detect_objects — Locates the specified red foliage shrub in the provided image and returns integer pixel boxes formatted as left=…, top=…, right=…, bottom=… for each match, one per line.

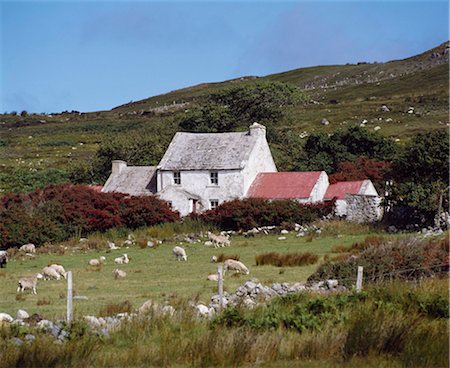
left=0, top=184, right=179, bottom=248
left=329, top=156, right=391, bottom=185
left=255, top=252, right=319, bottom=267
left=192, top=198, right=335, bottom=231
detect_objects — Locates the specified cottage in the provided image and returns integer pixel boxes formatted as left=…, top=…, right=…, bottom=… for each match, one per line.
left=102, top=123, right=382, bottom=222
left=246, top=172, right=329, bottom=203
left=156, top=123, right=277, bottom=215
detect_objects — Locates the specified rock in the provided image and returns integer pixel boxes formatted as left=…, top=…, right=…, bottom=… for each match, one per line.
left=280, top=229, right=289, bottom=234
left=0, top=312, right=13, bottom=323
left=326, top=279, right=339, bottom=289
left=79, top=238, right=88, bottom=242
left=204, top=241, right=213, bottom=246
left=374, top=126, right=381, bottom=131
left=24, top=334, right=36, bottom=342
left=244, top=281, right=257, bottom=291
left=321, top=118, right=330, bottom=126
left=138, top=300, right=156, bottom=315
left=147, top=241, right=155, bottom=248
left=50, top=324, right=61, bottom=338
left=37, top=319, right=53, bottom=330
left=387, top=225, right=397, bottom=233
left=297, top=231, right=305, bottom=237
left=196, top=304, right=211, bottom=317
left=11, top=337, right=23, bottom=346
left=278, top=236, right=286, bottom=240
left=16, top=309, right=29, bottom=320
left=210, top=255, right=218, bottom=263
left=407, top=107, right=414, bottom=114
left=380, top=105, right=390, bottom=112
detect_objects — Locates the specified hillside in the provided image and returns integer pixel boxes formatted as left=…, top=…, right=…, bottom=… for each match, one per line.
left=0, top=42, right=448, bottom=193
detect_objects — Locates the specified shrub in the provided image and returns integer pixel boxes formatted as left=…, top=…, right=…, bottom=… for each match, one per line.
left=192, top=198, right=334, bottom=231
left=308, top=236, right=449, bottom=286
left=216, top=253, right=240, bottom=263
left=255, top=252, right=319, bottom=267
left=98, top=300, right=132, bottom=317
left=0, top=184, right=179, bottom=248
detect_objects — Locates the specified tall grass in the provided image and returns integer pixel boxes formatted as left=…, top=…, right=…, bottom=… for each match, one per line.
left=255, top=252, right=319, bottom=267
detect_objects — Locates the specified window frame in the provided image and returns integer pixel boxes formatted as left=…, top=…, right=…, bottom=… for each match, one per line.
left=210, top=171, right=219, bottom=185
left=210, top=200, right=219, bottom=210
left=173, top=171, right=181, bottom=185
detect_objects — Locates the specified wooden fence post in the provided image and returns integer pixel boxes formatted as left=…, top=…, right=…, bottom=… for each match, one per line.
left=67, top=271, right=73, bottom=323
left=218, top=265, right=223, bottom=311
left=356, top=266, right=363, bottom=292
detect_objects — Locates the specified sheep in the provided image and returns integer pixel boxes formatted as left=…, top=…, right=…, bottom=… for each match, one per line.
left=107, top=241, right=119, bottom=250
left=20, top=243, right=36, bottom=253
left=223, top=259, right=250, bottom=275
left=0, top=251, right=7, bottom=268
left=42, top=266, right=61, bottom=280
left=112, top=269, right=127, bottom=279
left=88, top=256, right=106, bottom=266
left=172, top=246, right=187, bottom=261
left=48, top=264, right=67, bottom=279
left=17, top=273, right=43, bottom=294
left=207, top=232, right=230, bottom=248
left=114, top=254, right=129, bottom=265
left=207, top=274, right=219, bottom=281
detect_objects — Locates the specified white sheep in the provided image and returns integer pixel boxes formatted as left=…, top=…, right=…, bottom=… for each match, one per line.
left=223, top=259, right=250, bottom=275
left=114, top=254, right=129, bottom=264
left=207, top=273, right=219, bottom=281
left=19, top=243, right=36, bottom=253
left=207, top=232, right=230, bottom=248
left=17, top=273, right=43, bottom=294
left=48, top=264, right=67, bottom=279
left=112, top=269, right=127, bottom=279
left=88, top=256, right=106, bottom=266
left=42, top=266, right=61, bottom=280
left=107, top=241, right=119, bottom=250
left=172, top=246, right=187, bottom=261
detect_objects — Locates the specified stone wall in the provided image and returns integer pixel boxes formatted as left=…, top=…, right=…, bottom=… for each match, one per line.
left=345, top=194, right=382, bottom=223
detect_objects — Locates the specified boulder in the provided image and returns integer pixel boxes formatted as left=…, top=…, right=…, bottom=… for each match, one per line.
left=16, top=309, right=29, bottom=320
left=321, top=118, right=330, bottom=126
left=0, top=312, right=13, bottom=323
left=280, top=229, right=289, bottom=234
left=379, top=105, right=390, bottom=112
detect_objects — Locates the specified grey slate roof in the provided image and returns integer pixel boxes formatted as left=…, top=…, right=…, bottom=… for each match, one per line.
left=158, top=131, right=257, bottom=170
left=102, top=166, right=157, bottom=196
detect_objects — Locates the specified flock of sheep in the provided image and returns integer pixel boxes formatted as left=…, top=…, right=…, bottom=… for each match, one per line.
left=6, top=231, right=251, bottom=296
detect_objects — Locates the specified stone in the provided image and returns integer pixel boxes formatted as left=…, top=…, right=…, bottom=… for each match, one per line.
left=24, top=334, right=36, bottom=341
left=11, top=337, right=23, bottom=346
left=326, top=279, right=339, bottom=289
left=0, top=312, right=13, bottom=323
left=196, top=304, right=210, bottom=317
left=280, top=229, right=289, bottom=234
left=297, top=231, right=305, bottom=237
left=380, top=105, right=390, bottom=112
left=244, top=281, right=257, bottom=291
left=321, top=118, right=330, bottom=126
left=204, top=241, right=213, bottom=246
left=147, top=241, right=155, bottom=248
left=207, top=274, right=219, bottom=281
left=16, top=309, right=29, bottom=320
left=278, top=236, right=286, bottom=240
left=37, top=319, right=53, bottom=330
left=374, top=126, right=381, bottom=131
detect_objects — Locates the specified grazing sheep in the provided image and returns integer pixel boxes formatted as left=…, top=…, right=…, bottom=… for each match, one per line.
left=114, top=254, right=129, bottom=265
left=42, top=266, right=61, bottom=280
left=107, top=241, right=119, bottom=250
left=207, top=274, right=219, bottom=281
left=223, top=259, right=250, bottom=275
left=172, top=246, right=187, bottom=261
left=88, top=256, right=106, bottom=266
left=0, top=251, right=7, bottom=268
left=207, top=232, right=230, bottom=248
left=48, top=264, right=67, bottom=279
left=20, top=243, right=36, bottom=253
left=17, top=273, right=43, bottom=294
left=112, top=269, right=127, bottom=279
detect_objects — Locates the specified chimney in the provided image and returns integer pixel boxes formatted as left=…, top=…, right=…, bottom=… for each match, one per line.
left=249, top=122, right=266, bottom=137
left=112, top=160, right=127, bottom=175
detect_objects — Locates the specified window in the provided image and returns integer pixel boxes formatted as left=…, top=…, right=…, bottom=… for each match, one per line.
left=173, top=171, right=181, bottom=185
left=210, top=200, right=219, bottom=210
left=210, top=171, right=218, bottom=185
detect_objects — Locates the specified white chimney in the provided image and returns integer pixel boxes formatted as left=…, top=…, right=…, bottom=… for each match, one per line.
left=249, top=122, right=266, bottom=137
left=112, top=160, right=127, bottom=175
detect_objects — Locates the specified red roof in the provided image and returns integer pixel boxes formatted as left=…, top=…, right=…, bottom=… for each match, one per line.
left=324, top=181, right=365, bottom=200
left=247, top=172, right=322, bottom=199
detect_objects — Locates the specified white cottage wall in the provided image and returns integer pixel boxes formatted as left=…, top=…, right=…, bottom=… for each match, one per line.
left=158, top=170, right=244, bottom=216
left=309, top=171, right=329, bottom=203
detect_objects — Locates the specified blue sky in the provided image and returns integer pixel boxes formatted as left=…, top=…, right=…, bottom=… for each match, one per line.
left=1, top=1, right=448, bottom=113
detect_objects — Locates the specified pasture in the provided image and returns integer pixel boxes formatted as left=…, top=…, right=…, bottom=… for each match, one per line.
left=0, top=229, right=368, bottom=320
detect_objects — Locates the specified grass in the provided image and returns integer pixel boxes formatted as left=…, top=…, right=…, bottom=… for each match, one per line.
left=255, top=251, right=319, bottom=267
left=0, top=278, right=447, bottom=368
left=0, top=229, right=369, bottom=320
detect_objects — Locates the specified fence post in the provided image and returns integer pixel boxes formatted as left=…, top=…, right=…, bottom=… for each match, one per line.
left=218, top=265, right=223, bottom=311
left=356, top=266, right=363, bottom=292
left=67, top=271, right=73, bottom=323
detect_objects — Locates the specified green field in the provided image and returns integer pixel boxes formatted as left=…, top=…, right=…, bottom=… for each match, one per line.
left=0, top=230, right=368, bottom=319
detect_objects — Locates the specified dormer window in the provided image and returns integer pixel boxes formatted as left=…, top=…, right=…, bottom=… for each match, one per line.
left=210, top=171, right=218, bottom=185
left=173, top=171, right=181, bottom=185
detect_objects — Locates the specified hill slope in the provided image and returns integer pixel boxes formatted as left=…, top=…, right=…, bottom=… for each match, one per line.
left=0, top=42, right=448, bottom=193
